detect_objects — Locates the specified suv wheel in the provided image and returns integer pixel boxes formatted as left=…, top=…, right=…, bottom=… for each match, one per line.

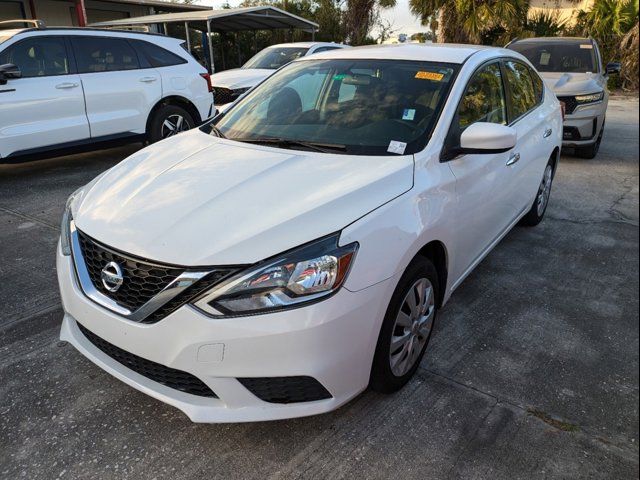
left=148, top=105, right=194, bottom=143
left=370, top=257, right=439, bottom=393
left=520, top=159, right=555, bottom=226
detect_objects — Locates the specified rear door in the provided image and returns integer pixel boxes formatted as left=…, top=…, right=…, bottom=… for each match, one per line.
left=70, top=36, right=162, bottom=138
left=502, top=60, right=550, bottom=213
left=446, top=61, right=518, bottom=280
left=0, top=35, right=89, bottom=158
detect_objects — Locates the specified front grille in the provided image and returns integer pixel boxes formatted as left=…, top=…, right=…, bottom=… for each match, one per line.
left=238, top=376, right=332, bottom=404
left=78, top=231, right=182, bottom=311
left=139, top=270, right=234, bottom=324
left=77, top=322, right=217, bottom=398
left=213, top=86, right=237, bottom=105
left=558, top=95, right=577, bottom=115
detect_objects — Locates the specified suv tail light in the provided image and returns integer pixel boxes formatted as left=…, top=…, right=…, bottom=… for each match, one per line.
left=559, top=101, right=566, bottom=121
left=200, top=73, right=213, bottom=93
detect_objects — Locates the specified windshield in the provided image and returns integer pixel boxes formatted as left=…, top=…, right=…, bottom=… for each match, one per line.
left=242, top=47, right=309, bottom=70
left=209, top=59, right=457, bottom=156
left=509, top=41, right=597, bottom=73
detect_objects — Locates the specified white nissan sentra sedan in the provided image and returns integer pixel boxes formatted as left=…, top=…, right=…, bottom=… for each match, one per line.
left=57, top=44, right=562, bottom=423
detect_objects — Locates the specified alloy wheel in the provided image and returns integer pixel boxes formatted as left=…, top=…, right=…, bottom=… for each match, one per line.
left=537, top=164, right=554, bottom=216
left=161, top=114, right=191, bottom=138
left=389, top=277, right=436, bottom=377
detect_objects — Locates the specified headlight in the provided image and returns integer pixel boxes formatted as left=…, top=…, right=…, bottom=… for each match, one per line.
left=60, top=187, right=83, bottom=256
left=60, top=171, right=109, bottom=255
left=192, top=233, right=358, bottom=316
left=575, top=91, right=604, bottom=105
left=233, top=87, right=251, bottom=96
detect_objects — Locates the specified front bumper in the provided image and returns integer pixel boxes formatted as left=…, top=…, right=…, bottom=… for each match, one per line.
left=561, top=101, right=606, bottom=147
left=57, top=245, right=392, bottom=422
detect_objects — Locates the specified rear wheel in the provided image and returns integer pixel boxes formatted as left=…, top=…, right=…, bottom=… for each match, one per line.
left=370, top=257, right=439, bottom=393
left=148, top=104, right=194, bottom=144
left=520, top=159, right=555, bottom=227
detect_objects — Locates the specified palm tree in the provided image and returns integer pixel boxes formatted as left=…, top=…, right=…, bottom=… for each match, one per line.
left=344, top=0, right=397, bottom=45
left=576, top=0, right=638, bottom=37
left=409, top=0, right=528, bottom=44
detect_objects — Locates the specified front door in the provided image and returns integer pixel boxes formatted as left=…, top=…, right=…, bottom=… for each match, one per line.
left=0, top=35, right=89, bottom=158
left=445, top=61, right=518, bottom=283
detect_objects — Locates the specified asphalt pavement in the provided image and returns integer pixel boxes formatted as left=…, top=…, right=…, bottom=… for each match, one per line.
left=0, top=97, right=638, bottom=479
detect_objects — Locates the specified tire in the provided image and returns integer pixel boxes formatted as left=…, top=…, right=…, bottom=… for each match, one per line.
left=575, top=119, right=605, bottom=159
left=520, top=158, right=555, bottom=227
left=370, top=256, right=439, bottom=393
left=147, top=104, right=195, bottom=144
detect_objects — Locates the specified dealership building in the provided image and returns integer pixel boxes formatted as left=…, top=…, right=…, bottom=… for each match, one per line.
left=0, top=0, right=207, bottom=27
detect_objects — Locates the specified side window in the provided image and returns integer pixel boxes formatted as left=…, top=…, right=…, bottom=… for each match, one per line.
left=530, top=67, right=544, bottom=103
left=0, top=36, right=69, bottom=78
left=72, top=37, right=140, bottom=73
left=313, top=46, right=341, bottom=54
left=504, top=60, right=538, bottom=120
left=457, top=62, right=507, bottom=131
left=132, top=40, right=187, bottom=68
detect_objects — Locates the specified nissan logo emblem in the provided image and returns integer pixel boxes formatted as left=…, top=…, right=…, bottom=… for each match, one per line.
left=101, top=261, right=124, bottom=292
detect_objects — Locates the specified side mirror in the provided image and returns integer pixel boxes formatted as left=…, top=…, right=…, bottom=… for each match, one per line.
left=606, top=62, right=621, bottom=75
left=459, top=122, right=517, bottom=154
left=0, top=63, right=21, bottom=85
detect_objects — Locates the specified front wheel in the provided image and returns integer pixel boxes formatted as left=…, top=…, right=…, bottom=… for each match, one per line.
left=147, top=105, right=194, bottom=144
left=520, top=159, right=555, bottom=227
left=370, top=257, right=439, bottom=393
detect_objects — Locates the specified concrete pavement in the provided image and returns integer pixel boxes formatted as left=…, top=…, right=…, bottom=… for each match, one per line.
left=1, top=98, right=638, bottom=479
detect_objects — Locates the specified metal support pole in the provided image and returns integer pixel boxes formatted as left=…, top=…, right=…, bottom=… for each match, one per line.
left=163, top=22, right=169, bottom=35
left=207, top=19, right=215, bottom=74
left=184, top=21, right=191, bottom=54
left=74, top=0, right=87, bottom=27
left=312, top=28, right=315, bottom=41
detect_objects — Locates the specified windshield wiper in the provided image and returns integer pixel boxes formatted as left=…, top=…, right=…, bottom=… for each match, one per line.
left=233, top=137, right=347, bottom=154
left=209, top=124, right=226, bottom=139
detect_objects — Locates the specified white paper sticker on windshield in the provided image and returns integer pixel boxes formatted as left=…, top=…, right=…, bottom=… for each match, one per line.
left=580, top=44, right=593, bottom=49
left=540, top=52, right=551, bottom=65
left=388, top=140, right=407, bottom=155
left=402, top=109, right=416, bottom=121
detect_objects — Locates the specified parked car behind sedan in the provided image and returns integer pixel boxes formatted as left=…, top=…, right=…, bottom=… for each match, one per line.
left=508, top=37, right=620, bottom=158
left=0, top=26, right=214, bottom=162
left=209, top=42, right=349, bottom=111
left=58, top=44, right=562, bottom=422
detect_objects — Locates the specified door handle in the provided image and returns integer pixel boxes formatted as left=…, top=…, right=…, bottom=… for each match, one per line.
left=543, top=128, right=553, bottom=138
left=507, top=152, right=521, bottom=166
left=139, top=76, right=157, bottom=83
left=56, top=82, right=79, bottom=89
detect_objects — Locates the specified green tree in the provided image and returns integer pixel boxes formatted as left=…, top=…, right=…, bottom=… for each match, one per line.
left=409, top=0, right=527, bottom=44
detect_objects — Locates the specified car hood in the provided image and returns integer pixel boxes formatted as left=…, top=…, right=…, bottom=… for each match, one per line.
left=209, top=68, right=273, bottom=90
left=540, top=72, right=604, bottom=96
left=74, top=130, right=414, bottom=266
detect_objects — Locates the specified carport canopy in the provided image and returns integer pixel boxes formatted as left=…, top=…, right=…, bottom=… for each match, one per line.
left=91, top=6, right=319, bottom=73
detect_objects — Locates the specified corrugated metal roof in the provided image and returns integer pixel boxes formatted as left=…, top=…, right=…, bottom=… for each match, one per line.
left=91, top=6, right=319, bottom=32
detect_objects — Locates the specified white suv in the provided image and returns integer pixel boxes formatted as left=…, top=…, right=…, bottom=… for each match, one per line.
left=0, top=27, right=214, bottom=161
left=58, top=44, right=562, bottom=422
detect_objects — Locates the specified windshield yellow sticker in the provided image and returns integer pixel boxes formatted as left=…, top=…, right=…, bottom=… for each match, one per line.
left=415, top=71, right=444, bottom=81
left=580, top=44, right=593, bottom=49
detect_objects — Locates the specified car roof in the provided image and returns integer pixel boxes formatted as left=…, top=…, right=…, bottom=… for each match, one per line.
left=266, top=41, right=347, bottom=49
left=5, top=26, right=172, bottom=41
left=298, top=43, right=498, bottom=64
left=0, top=28, right=26, bottom=37
left=511, top=37, right=593, bottom=44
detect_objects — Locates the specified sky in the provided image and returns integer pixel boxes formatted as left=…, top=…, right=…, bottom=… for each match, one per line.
left=198, top=0, right=427, bottom=39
